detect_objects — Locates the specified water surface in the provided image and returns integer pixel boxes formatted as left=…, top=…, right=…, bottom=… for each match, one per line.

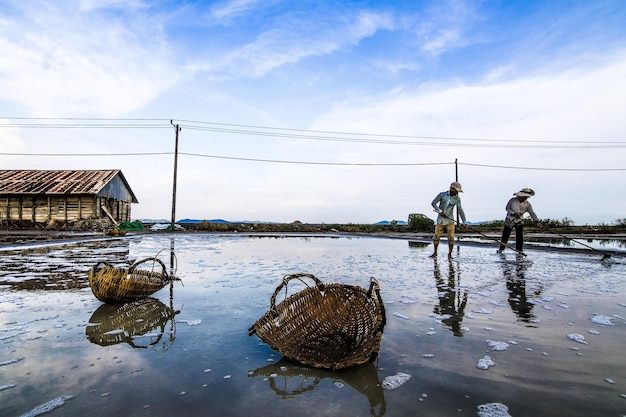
left=1, top=234, right=625, bottom=416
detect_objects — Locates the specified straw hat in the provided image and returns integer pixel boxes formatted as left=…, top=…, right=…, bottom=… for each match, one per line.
left=514, top=188, right=535, bottom=197
left=450, top=182, right=463, bottom=192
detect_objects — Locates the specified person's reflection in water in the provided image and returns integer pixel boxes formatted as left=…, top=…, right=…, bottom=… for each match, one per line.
left=501, top=254, right=542, bottom=324
left=433, top=258, right=468, bottom=337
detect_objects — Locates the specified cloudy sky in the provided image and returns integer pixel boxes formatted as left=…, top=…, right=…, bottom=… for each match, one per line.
left=1, top=0, right=625, bottom=225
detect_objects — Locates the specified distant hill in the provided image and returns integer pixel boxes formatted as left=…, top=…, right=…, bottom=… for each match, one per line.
left=374, top=220, right=408, bottom=226
left=177, top=218, right=230, bottom=224
left=139, top=218, right=414, bottom=226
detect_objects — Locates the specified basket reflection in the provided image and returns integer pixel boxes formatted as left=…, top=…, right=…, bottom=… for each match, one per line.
left=249, top=358, right=386, bottom=416
left=86, top=297, right=178, bottom=351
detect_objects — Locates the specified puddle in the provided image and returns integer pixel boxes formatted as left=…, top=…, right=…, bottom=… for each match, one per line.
left=0, top=234, right=625, bottom=416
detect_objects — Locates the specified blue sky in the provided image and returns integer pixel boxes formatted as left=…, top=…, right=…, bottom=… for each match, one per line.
left=1, top=0, right=625, bottom=225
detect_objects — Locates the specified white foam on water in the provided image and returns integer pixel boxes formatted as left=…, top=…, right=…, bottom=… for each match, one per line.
left=477, top=402, right=511, bottom=417
left=381, top=372, right=411, bottom=390
left=18, top=315, right=59, bottom=325
left=472, top=309, right=493, bottom=314
left=567, top=333, right=587, bottom=344
left=489, top=300, right=507, bottom=307
left=0, top=327, right=28, bottom=340
left=0, top=357, right=25, bottom=366
left=393, top=312, right=410, bottom=320
left=477, top=356, right=495, bottom=370
left=178, top=319, right=202, bottom=326
left=486, top=340, right=509, bottom=351
left=0, top=384, right=16, bottom=391
left=591, top=315, right=614, bottom=326
left=588, top=329, right=600, bottom=335
left=132, top=332, right=162, bottom=339
left=18, top=395, right=74, bottom=417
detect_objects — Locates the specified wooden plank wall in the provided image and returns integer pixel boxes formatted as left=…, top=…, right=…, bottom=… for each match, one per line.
left=0, top=196, right=132, bottom=224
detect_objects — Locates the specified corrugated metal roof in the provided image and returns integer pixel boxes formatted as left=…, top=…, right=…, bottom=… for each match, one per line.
left=0, top=170, right=138, bottom=203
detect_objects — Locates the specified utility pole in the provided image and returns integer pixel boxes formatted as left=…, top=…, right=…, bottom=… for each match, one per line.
left=170, top=121, right=180, bottom=233
left=455, top=158, right=459, bottom=224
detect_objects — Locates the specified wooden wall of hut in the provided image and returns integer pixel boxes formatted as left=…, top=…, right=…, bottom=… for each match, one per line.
left=0, top=195, right=131, bottom=224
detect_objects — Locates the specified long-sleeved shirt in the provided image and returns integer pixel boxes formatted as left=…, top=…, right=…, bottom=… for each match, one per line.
left=504, top=197, right=538, bottom=227
left=431, top=191, right=466, bottom=225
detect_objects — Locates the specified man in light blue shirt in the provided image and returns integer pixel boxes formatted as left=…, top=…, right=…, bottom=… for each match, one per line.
left=430, top=182, right=467, bottom=258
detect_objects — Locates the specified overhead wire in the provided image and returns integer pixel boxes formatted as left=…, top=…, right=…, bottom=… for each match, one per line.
left=1, top=117, right=625, bottom=169
left=2, top=117, right=626, bottom=148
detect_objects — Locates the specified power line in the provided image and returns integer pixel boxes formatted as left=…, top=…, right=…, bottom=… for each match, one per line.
left=174, top=119, right=626, bottom=145
left=0, top=152, right=171, bottom=157
left=459, top=162, right=626, bottom=172
left=180, top=125, right=626, bottom=149
left=179, top=152, right=453, bottom=166
left=2, top=151, right=624, bottom=171
left=2, top=117, right=626, bottom=148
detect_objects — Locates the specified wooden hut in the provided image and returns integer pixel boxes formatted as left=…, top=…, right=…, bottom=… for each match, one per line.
left=0, top=169, right=138, bottom=226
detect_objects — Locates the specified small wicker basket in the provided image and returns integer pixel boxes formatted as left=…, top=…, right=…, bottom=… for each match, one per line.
left=249, top=273, right=386, bottom=370
left=88, top=257, right=174, bottom=303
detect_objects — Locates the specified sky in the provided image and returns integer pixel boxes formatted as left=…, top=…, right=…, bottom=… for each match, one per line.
left=1, top=0, right=625, bottom=225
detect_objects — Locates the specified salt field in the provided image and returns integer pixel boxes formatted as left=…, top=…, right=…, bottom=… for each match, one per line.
left=1, top=233, right=625, bottom=417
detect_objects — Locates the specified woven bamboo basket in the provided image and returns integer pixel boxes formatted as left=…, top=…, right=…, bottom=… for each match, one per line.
left=88, top=257, right=173, bottom=303
left=249, top=273, right=386, bottom=370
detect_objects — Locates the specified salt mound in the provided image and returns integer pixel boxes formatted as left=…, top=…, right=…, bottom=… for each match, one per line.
left=478, top=402, right=511, bottom=417
left=381, top=372, right=411, bottom=390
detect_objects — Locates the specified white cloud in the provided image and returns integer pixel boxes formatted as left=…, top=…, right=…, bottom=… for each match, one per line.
left=187, top=8, right=394, bottom=79
left=78, top=0, right=149, bottom=12
left=210, top=0, right=267, bottom=23
left=312, top=52, right=626, bottom=145
left=0, top=2, right=178, bottom=116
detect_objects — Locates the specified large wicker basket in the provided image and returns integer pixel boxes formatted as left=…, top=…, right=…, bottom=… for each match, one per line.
left=249, top=273, right=386, bottom=370
left=88, top=257, right=174, bottom=303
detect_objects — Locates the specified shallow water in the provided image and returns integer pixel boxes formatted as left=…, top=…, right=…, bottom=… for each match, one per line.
left=1, top=234, right=625, bottom=417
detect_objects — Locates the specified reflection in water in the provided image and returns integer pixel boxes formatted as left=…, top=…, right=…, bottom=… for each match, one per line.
left=500, top=255, right=542, bottom=325
left=432, top=259, right=468, bottom=337
left=249, top=358, right=386, bottom=416
left=86, top=295, right=178, bottom=351
left=0, top=239, right=131, bottom=290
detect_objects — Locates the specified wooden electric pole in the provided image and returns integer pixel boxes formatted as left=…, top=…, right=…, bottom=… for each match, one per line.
left=455, top=158, right=459, bottom=224
left=170, top=121, right=180, bottom=233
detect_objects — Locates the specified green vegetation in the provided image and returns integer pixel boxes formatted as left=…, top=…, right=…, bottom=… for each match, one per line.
left=177, top=217, right=626, bottom=234
left=118, top=220, right=145, bottom=230
left=408, top=213, right=435, bottom=231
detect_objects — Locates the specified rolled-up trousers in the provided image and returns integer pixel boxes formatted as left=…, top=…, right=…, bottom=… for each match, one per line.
left=500, top=223, right=524, bottom=251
